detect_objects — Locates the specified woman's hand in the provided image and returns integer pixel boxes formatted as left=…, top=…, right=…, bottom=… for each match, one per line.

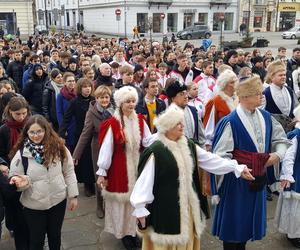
left=96, top=176, right=107, bottom=189
left=9, top=175, right=29, bottom=188
left=240, top=167, right=255, bottom=181
left=281, top=180, right=290, bottom=189
left=68, top=197, right=78, bottom=211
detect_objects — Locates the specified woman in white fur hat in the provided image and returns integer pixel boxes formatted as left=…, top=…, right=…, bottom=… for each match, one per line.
left=130, top=103, right=254, bottom=250
left=275, top=105, right=300, bottom=248
left=96, top=85, right=154, bottom=250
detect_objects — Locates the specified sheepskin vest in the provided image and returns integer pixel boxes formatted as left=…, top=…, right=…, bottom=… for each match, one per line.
left=98, top=113, right=144, bottom=201
left=137, top=136, right=205, bottom=245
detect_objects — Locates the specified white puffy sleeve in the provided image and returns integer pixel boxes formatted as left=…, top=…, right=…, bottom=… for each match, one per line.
left=96, top=127, right=113, bottom=177
left=280, top=136, right=297, bottom=183
left=196, top=145, right=245, bottom=178
left=204, top=105, right=216, bottom=146
left=130, top=154, right=155, bottom=218
left=142, top=120, right=158, bottom=147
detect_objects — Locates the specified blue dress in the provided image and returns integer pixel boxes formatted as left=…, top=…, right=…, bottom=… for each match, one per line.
left=211, top=109, right=272, bottom=242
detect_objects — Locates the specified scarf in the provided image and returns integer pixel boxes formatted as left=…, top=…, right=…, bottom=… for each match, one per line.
left=61, top=86, right=76, bottom=100
left=24, top=138, right=45, bottom=165
left=6, top=120, right=25, bottom=146
left=50, top=80, right=64, bottom=98
left=96, top=103, right=114, bottom=120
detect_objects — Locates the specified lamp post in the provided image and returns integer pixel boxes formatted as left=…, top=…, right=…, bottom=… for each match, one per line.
left=247, top=0, right=251, bottom=34
left=124, top=0, right=127, bottom=38
left=77, top=0, right=80, bottom=31
left=219, top=14, right=225, bottom=50
left=148, top=16, right=153, bottom=54
left=44, top=0, right=48, bottom=30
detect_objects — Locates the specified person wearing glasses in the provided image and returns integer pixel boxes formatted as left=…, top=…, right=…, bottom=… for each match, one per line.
left=9, top=115, right=78, bottom=250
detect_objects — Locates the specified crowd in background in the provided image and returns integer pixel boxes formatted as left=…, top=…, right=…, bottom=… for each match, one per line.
left=0, top=32, right=300, bottom=250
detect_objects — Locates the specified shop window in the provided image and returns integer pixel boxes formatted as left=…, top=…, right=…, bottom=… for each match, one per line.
left=224, top=13, right=233, bottom=30
left=243, top=11, right=250, bottom=26
left=198, top=13, right=208, bottom=25
left=153, top=13, right=163, bottom=33
left=213, top=12, right=234, bottom=31
left=167, top=13, right=178, bottom=32
left=66, top=12, right=70, bottom=26
left=137, top=13, right=148, bottom=33
left=184, top=13, right=194, bottom=29
left=254, top=11, right=263, bottom=28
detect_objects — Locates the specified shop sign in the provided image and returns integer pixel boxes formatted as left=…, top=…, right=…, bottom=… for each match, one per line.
left=278, top=3, right=300, bottom=12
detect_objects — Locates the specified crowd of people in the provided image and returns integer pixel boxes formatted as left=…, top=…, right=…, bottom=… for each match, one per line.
left=0, top=32, right=300, bottom=250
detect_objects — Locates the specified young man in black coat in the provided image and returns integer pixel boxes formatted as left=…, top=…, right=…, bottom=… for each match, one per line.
left=6, top=50, right=24, bottom=91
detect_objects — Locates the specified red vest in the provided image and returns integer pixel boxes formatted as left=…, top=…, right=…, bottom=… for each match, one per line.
left=98, top=114, right=144, bottom=194
left=203, top=95, right=231, bottom=128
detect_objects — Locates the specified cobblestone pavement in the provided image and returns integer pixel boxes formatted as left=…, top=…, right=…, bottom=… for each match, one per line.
left=0, top=185, right=298, bottom=249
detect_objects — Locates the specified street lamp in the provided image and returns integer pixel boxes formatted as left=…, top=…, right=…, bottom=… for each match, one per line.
left=124, top=0, right=127, bottom=37
left=219, top=14, right=225, bottom=50
left=148, top=16, right=153, bottom=53
left=44, top=0, right=49, bottom=30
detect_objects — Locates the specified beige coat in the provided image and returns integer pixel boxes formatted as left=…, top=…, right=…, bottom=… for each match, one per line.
left=9, top=146, right=78, bottom=210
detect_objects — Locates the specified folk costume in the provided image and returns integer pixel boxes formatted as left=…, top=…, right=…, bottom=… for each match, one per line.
left=275, top=105, right=300, bottom=248
left=210, top=77, right=290, bottom=249
left=202, top=69, right=238, bottom=196
left=96, top=86, right=155, bottom=240
left=130, top=104, right=248, bottom=250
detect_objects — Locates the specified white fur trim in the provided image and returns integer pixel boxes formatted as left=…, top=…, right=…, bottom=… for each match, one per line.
left=145, top=134, right=205, bottom=245
left=113, top=85, right=138, bottom=107
left=218, top=91, right=237, bottom=112
left=102, top=111, right=141, bottom=202
left=154, top=104, right=184, bottom=134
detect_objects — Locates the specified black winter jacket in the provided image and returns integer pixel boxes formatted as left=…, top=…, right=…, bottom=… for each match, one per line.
left=42, top=81, right=59, bottom=131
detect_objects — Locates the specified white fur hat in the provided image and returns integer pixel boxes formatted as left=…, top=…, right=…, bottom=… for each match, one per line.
left=293, top=105, right=300, bottom=129
left=217, top=69, right=238, bottom=90
left=113, top=86, right=138, bottom=107
left=154, top=104, right=184, bottom=134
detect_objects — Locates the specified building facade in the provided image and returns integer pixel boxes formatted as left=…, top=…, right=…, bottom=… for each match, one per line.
left=35, top=0, right=241, bottom=35
left=0, top=0, right=34, bottom=36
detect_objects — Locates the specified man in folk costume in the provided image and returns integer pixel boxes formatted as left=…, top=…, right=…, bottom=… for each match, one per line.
left=263, top=60, right=299, bottom=195
left=263, top=60, right=299, bottom=132
left=166, top=81, right=206, bottom=147
left=96, top=86, right=155, bottom=250
left=130, top=104, right=255, bottom=250
left=210, top=75, right=291, bottom=250
left=275, top=105, right=300, bottom=248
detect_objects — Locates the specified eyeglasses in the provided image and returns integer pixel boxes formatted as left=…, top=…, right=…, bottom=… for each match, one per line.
left=28, top=130, right=45, bottom=137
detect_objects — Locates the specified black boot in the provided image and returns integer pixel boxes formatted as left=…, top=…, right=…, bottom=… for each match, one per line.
left=121, top=236, right=137, bottom=250
left=96, top=191, right=105, bottom=219
left=84, top=183, right=95, bottom=197
left=287, top=235, right=300, bottom=248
